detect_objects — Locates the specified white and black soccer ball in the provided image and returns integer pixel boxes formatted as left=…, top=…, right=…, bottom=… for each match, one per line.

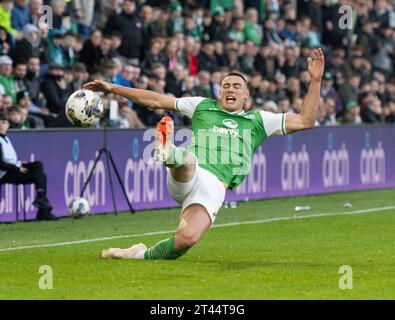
left=68, top=197, right=90, bottom=218
left=66, top=89, right=104, bottom=127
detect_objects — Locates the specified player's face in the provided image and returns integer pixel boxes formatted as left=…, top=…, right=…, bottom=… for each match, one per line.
left=220, top=76, right=249, bottom=112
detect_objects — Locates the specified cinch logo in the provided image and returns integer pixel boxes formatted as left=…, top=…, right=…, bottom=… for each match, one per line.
left=322, top=134, right=349, bottom=188
left=236, top=146, right=267, bottom=195
left=124, top=159, right=165, bottom=203
left=64, top=140, right=105, bottom=208
left=223, top=119, right=238, bottom=129
left=281, top=137, right=310, bottom=191
left=360, top=134, right=385, bottom=184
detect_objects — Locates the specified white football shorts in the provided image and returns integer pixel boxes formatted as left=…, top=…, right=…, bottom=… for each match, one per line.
left=166, top=158, right=226, bottom=224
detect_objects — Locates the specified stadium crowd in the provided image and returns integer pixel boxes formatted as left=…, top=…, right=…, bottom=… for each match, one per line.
left=0, top=0, right=393, bottom=129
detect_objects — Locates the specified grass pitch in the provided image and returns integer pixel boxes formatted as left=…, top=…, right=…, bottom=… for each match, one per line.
left=0, top=189, right=394, bottom=300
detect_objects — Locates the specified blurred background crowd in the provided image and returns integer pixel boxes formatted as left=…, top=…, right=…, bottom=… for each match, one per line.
left=0, top=0, right=393, bottom=129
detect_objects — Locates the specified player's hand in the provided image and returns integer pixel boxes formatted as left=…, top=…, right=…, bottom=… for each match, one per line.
left=20, top=167, right=28, bottom=174
left=308, top=48, right=325, bottom=83
left=83, top=80, right=113, bottom=94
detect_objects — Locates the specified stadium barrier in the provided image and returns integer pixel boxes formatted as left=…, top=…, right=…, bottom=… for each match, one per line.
left=0, top=125, right=394, bottom=222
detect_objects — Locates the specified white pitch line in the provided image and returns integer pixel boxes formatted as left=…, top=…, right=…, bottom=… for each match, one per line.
left=0, top=205, right=394, bottom=253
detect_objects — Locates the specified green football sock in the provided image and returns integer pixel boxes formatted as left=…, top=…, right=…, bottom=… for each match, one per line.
left=165, top=145, right=187, bottom=168
left=144, top=237, right=187, bottom=260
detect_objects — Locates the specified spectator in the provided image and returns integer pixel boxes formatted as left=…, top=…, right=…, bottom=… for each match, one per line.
left=195, top=70, right=213, bottom=98
left=2, top=94, right=12, bottom=110
left=164, top=37, right=185, bottom=71
left=0, top=0, right=18, bottom=38
left=228, top=17, right=246, bottom=43
left=79, top=30, right=103, bottom=74
left=212, top=41, right=226, bottom=68
left=360, top=96, right=384, bottom=123
left=111, top=96, right=145, bottom=129
left=103, top=0, right=144, bottom=64
left=69, top=63, right=88, bottom=92
left=342, top=100, right=362, bottom=124
left=0, top=111, right=58, bottom=220
left=101, top=59, right=118, bottom=84
left=25, top=56, right=42, bottom=106
left=0, top=26, right=11, bottom=56
left=48, top=31, right=66, bottom=66
left=322, top=96, right=339, bottom=126
left=197, top=41, right=217, bottom=72
left=62, top=31, right=79, bottom=67
left=7, top=105, right=23, bottom=128
left=384, top=102, right=395, bottom=123
left=167, top=2, right=184, bottom=36
left=281, top=46, right=301, bottom=78
left=141, top=39, right=167, bottom=72
left=372, top=24, right=394, bottom=79
left=0, top=55, right=16, bottom=102
left=11, top=23, right=40, bottom=64
left=185, top=36, right=199, bottom=76
left=207, top=6, right=228, bottom=42
left=321, top=71, right=343, bottom=116
left=72, top=0, right=95, bottom=39
left=50, top=0, right=67, bottom=33
left=15, top=90, right=44, bottom=128
left=40, top=62, right=71, bottom=116
left=165, top=63, right=186, bottom=97
left=240, top=40, right=257, bottom=75
left=286, top=76, right=301, bottom=100
left=28, top=0, right=43, bottom=27
left=244, top=7, right=262, bottom=46
left=11, top=0, right=29, bottom=32
left=13, top=61, right=28, bottom=90
left=337, top=73, right=361, bottom=107
left=114, top=64, right=136, bottom=88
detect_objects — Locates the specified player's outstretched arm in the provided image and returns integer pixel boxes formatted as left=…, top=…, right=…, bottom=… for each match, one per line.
left=83, top=80, right=176, bottom=111
left=285, top=48, right=325, bottom=134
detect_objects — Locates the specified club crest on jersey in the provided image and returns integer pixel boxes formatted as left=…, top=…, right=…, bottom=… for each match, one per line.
left=223, top=119, right=238, bottom=129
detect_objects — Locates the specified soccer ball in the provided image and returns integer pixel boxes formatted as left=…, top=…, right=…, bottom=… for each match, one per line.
left=68, top=197, right=90, bottom=218
left=65, top=89, right=104, bottom=127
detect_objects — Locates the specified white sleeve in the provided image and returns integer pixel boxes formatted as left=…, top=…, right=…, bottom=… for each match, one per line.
left=174, top=97, right=206, bottom=118
left=259, top=111, right=287, bottom=136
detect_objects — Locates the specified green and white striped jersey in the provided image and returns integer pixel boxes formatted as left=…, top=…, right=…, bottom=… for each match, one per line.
left=175, top=97, right=287, bottom=190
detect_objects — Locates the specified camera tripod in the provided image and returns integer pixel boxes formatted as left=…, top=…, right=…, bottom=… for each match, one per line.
left=80, top=124, right=135, bottom=215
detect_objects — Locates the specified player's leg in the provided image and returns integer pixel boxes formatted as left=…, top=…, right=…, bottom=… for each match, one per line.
left=142, top=204, right=211, bottom=259
left=101, top=204, right=211, bottom=259
left=154, top=116, right=196, bottom=183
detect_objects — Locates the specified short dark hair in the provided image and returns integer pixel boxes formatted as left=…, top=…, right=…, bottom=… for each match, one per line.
left=223, top=72, right=247, bottom=84
left=0, top=111, right=8, bottom=121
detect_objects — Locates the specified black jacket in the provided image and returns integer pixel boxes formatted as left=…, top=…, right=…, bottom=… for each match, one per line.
left=40, top=75, right=71, bottom=115
left=79, top=40, right=103, bottom=74
left=104, top=11, right=143, bottom=60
